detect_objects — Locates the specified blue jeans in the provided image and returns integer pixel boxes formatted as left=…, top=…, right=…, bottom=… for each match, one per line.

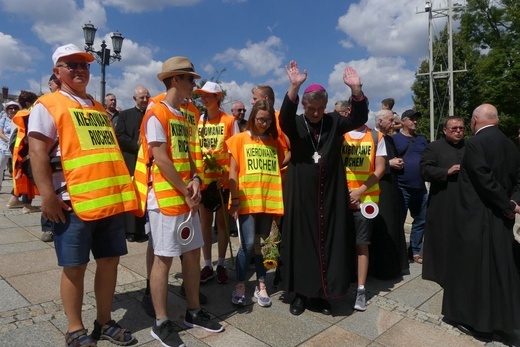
left=399, top=186, right=428, bottom=255
left=236, top=213, right=272, bottom=282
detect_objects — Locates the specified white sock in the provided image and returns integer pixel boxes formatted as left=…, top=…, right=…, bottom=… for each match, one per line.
left=217, top=257, right=225, bottom=266
left=204, top=259, right=212, bottom=268
left=358, top=285, right=365, bottom=290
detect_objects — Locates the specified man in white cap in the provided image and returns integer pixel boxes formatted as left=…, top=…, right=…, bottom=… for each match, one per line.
left=28, top=43, right=138, bottom=346
left=133, top=56, right=224, bottom=347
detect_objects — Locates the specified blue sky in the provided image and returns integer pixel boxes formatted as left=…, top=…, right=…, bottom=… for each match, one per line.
left=0, top=0, right=443, bottom=122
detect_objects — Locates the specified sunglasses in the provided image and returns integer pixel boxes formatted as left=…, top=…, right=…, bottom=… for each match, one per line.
left=256, top=117, right=273, bottom=125
left=6, top=107, right=18, bottom=111
left=236, top=108, right=247, bottom=113
left=56, top=62, right=91, bottom=71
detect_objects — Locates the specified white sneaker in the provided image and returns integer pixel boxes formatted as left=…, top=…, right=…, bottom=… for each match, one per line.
left=354, top=288, right=367, bottom=311
left=231, top=285, right=246, bottom=306
left=254, top=286, right=272, bottom=307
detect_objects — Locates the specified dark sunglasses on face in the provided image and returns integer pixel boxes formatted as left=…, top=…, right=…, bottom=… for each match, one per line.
left=56, top=62, right=91, bottom=71
left=236, top=108, right=246, bottom=113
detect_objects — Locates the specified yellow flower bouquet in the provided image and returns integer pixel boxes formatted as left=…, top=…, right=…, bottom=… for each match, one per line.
left=262, top=221, right=281, bottom=270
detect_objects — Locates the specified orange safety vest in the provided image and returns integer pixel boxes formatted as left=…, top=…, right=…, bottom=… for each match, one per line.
left=342, top=125, right=382, bottom=204
left=12, top=109, right=39, bottom=199
left=36, top=93, right=138, bottom=221
left=226, top=132, right=284, bottom=215
left=198, top=111, right=235, bottom=188
left=133, top=102, right=192, bottom=217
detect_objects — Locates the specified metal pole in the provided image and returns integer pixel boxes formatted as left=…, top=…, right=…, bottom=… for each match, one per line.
left=100, top=41, right=107, bottom=103
left=428, top=9, right=435, bottom=141
left=447, top=0, right=454, bottom=117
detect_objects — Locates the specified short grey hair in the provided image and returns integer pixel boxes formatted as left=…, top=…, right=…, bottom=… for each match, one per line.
left=302, top=90, right=328, bottom=104
left=375, top=109, right=394, bottom=130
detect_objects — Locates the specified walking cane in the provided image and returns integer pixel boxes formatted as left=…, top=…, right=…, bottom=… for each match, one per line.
left=219, top=189, right=235, bottom=265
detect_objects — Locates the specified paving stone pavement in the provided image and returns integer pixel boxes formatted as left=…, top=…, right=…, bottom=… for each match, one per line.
left=0, top=177, right=516, bottom=346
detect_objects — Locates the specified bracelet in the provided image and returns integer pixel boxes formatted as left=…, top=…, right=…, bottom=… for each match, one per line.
left=230, top=203, right=239, bottom=207
left=231, top=197, right=239, bottom=201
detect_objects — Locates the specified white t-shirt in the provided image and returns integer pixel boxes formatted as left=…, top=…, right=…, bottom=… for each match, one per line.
left=145, top=102, right=183, bottom=210
left=347, top=128, right=387, bottom=157
left=28, top=91, right=94, bottom=200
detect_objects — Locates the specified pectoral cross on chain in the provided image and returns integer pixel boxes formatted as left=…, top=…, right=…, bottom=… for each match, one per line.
left=312, top=151, right=321, bottom=164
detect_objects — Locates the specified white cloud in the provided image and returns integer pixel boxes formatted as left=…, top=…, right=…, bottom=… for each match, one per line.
left=337, top=0, right=432, bottom=59
left=327, top=57, right=416, bottom=114
left=0, top=32, right=38, bottom=77
left=213, top=36, right=285, bottom=77
left=101, top=0, right=202, bottom=13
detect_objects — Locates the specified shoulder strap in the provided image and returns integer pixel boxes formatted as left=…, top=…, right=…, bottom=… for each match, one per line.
left=401, top=135, right=416, bottom=158
left=370, top=128, right=379, bottom=147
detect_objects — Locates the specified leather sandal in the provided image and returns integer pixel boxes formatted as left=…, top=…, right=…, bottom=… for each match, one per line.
left=65, top=328, right=96, bottom=347
left=413, top=254, right=423, bottom=264
left=91, top=319, right=135, bottom=346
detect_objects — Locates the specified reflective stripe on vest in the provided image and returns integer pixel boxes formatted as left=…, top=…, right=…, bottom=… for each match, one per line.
left=37, top=92, right=137, bottom=220
left=343, top=127, right=381, bottom=204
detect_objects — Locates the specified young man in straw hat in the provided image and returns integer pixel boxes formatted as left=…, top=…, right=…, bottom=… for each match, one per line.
left=133, top=56, right=224, bottom=347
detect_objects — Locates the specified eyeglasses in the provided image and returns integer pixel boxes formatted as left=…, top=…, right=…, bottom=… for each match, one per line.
left=448, top=126, right=464, bottom=131
left=180, top=75, right=195, bottom=83
left=56, top=62, right=90, bottom=71
left=236, top=108, right=246, bottom=113
left=6, top=107, right=18, bottom=111
left=256, top=117, right=273, bottom=125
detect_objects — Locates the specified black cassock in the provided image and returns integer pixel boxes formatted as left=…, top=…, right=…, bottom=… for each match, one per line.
left=442, top=126, right=520, bottom=335
left=279, top=94, right=368, bottom=298
left=369, top=135, right=409, bottom=280
left=420, top=137, right=464, bottom=287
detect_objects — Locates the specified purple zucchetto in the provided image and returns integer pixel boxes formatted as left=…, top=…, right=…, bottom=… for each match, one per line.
left=303, top=83, right=326, bottom=94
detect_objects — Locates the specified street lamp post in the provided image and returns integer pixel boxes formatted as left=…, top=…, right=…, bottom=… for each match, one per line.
left=82, top=22, right=124, bottom=102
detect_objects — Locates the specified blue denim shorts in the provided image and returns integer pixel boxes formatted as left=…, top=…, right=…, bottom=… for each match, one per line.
left=53, top=209, right=128, bottom=267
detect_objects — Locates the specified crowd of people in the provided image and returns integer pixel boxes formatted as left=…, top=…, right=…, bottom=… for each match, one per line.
left=1, top=42, right=520, bottom=347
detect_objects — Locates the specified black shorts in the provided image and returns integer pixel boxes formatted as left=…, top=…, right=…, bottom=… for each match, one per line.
left=201, top=181, right=230, bottom=212
left=352, top=210, right=373, bottom=245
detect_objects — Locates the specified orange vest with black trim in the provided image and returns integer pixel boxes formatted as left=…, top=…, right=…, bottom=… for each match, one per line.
left=133, top=102, right=192, bottom=217
left=342, top=126, right=382, bottom=204
left=12, top=109, right=39, bottom=199
left=225, top=132, right=284, bottom=215
left=37, top=92, right=138, bottom=221
left=198, top=111, right=235, bottom=189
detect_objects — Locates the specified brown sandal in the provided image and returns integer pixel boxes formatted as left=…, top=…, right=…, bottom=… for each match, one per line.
left=65, top=328, right=97, bottom=347
left=91, top=319, right=135, bottom=346
left=413, top=254, right=423, bottom=264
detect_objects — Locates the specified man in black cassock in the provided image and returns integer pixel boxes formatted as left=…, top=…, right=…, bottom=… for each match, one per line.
left=420, top=117, right=465, bottom=287
left=279, top=60, right=368, bottom=316
left=370, top=109, right=409, bottom=280
left=442, top=104, right=520, bottom=342
left=115, top=86, right=150, bottom=243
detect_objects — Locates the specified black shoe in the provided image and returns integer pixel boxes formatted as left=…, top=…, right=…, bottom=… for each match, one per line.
left=179, top=282, right=208, bottom=305
left=151, top=320, right=185, bottom=347
left=456, top=324, right=493, bottom=342
left=127, top=234, right=149, bottom=243
left=183, top=308, right=224, bottom=333
left=290, top=297, right=306, bottom=316
left=230, top=230, right=238, bottom=237
left=320, top=299, right=331, bottom=315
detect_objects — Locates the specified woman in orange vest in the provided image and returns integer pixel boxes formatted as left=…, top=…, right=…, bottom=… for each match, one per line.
left=226, top=99, right=284, bottom=307
left=194, top=81, right=239, bottom=284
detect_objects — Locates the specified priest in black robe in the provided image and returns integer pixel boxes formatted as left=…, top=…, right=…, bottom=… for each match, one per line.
left=441, top=104, right=520, bottom=341
left=370, top=110, right=409, bottom=280
left=279, top=60, right=368, bottom=316
left=420, top=117, right=465, bottom=287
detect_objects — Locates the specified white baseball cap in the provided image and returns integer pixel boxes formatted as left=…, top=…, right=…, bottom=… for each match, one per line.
left=194, top=81, right=223, bottom=95
left=52, top=43, right=94, bottom=66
